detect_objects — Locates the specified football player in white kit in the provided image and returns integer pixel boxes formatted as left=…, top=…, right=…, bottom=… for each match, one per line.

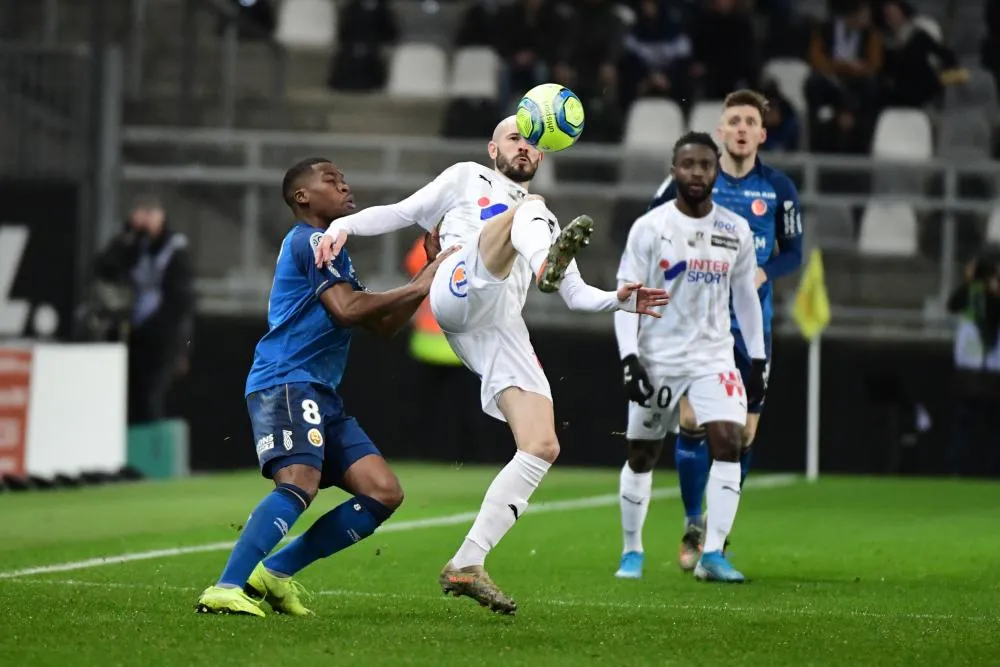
left=312, top=116, right=669, bottom=613
left=612, top=132, right=767, bottom=583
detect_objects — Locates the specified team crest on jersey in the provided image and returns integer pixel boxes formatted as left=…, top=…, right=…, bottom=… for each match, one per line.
left=449, top=260, right=469, bottom=297
left=750, top=199, right=768, bottom=216
left=660, top=259, right=687, bottom=281
left=307, top=428, right=324, bottom=447
left=477, top=197, right=509, bottom=220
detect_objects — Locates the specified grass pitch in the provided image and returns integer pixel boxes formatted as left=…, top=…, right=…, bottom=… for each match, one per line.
left=1, top=464, right=998, bottom=666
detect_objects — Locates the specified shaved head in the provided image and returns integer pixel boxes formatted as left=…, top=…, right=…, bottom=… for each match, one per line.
left=488, top=115, right=541, bottom=185
left=493, top=115, right=518, bottom=143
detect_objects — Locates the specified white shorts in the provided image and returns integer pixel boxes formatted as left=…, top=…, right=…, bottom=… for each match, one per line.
left=625, top=367, right=748, bottom=441
left=429, top=241, right=551, bottom=421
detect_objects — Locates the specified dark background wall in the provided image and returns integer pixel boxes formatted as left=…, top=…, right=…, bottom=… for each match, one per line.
left=168, top=315, right=971, bottom=477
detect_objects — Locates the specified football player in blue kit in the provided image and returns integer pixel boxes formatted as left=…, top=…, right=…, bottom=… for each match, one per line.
left=197, top=158, right=458, bottom=616
left=615, top=89, right=803, bottom=579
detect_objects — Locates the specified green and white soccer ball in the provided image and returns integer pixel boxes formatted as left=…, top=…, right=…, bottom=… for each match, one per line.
left=515, top=83, right=585, bottom=153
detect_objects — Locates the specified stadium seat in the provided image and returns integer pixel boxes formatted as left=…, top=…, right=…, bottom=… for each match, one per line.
left=872, top=109, right=933, bottom=160
left=275, top=0, right=337, bottom=51
left=532, top=156, right=557, bottom=194
left=810, top=205, right=856, bottom=251
left=937, top=109, right=992, bottom=160
left=623, top=98, right=684, bottom=151
left=688, top=100, right=723, bottom=136
left=449, top=47, right=499, bottom=99
left=944, top=67, right=999, bottom=117
left=762, top=58, right=809, bottom=116
left=987, top=204, right=1000, bottom=244
left=858, top=202, right=919, bottom=256
left=387, top=43, right=447, bottom=98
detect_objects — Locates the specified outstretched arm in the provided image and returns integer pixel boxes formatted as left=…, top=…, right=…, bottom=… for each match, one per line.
left=557, top=261, right=669, bottom=315
left=320, top=281, right=424, bottom=332
left=316, top=164, right=464, bottom=269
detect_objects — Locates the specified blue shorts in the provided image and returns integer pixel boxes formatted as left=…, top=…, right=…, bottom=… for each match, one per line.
left=247, top=382, right=381, bottom=490
left=732, top=329, right=772, bottom=415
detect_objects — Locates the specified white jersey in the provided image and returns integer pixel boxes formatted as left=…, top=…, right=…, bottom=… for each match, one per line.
left=616, top=200, right=765, bottom=376
left=334, top=160, right=621, bottom=319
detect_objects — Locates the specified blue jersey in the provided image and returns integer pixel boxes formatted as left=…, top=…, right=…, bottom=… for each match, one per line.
left=245, top=222, right=366, bottom=397
left=648, top=157, right=803, bottom=332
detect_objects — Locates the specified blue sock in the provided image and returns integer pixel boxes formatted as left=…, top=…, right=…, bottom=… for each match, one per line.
left=740, top=447, right=753, bottom=487
left=674, top=428, right=709, bottom=522
left=263, top=495, right=394, bottom=577
left=217, top=484, right=310, bottom=588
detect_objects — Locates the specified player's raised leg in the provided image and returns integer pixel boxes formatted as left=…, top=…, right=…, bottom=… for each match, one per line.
left=440, top=388, right=558, bottom=614
left=675, top=397, right=709, bottom=571
left=476, top=116, right=593, bottom=292
left=252, top=445, right=402, bottom=616
left=615, top=438, right=661, bottom=579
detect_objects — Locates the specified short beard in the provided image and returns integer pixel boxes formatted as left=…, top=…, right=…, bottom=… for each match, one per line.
left=496, top=153, right=536, bottom=183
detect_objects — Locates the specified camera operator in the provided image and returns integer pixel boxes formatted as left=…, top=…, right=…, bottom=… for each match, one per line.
left=946, top=250, right=1000, bottom=476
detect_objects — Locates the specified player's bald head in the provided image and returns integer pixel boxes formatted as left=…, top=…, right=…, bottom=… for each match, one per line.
left=492, top=115, right=519, bottom=144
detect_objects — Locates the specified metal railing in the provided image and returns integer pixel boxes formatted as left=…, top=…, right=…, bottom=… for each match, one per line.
left=117, top=126, right=1000, bottom=338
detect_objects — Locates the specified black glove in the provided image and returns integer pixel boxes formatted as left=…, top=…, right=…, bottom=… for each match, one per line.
left=622, top=354, right=654, bottom=404
left=746, top=359, right=768, bottom=406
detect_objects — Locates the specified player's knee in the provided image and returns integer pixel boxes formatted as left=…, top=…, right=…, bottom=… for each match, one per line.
left=522, top=435, right=560, bottom=464
left=706, top=422, right=742, bottom=462
left=273, top=463, right=321, bottom=501
left=364, top=474, right=405, bottom=512
left=626, top=440, right=661, bottom=473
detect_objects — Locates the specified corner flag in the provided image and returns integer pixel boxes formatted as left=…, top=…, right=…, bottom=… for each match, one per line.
left=791, top=248, right=831, bottom=341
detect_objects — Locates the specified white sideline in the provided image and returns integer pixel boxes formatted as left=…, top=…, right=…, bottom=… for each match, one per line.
left=0, top=474, right=797, bottom=580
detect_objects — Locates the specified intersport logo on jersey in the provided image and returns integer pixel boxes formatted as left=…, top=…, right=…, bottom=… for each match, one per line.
left=661, top=258, right=730, bottom=284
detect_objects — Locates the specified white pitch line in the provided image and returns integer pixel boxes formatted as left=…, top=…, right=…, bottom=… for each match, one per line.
left=0, top=474, right=797, bottom=580
left=2, top=577, right=994, bottom=623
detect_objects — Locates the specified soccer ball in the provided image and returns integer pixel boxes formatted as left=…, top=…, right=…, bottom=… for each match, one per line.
left=515, top=83, right=585, bottom=153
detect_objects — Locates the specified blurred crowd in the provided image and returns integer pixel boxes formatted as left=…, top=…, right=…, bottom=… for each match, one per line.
left=232, top=0, right=994, bottom=154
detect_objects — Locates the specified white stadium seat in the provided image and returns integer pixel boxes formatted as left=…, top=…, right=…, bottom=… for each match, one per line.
left=688, top=100, right=723, bottom=136
left=987, top=204, right=1000, bottom=244
left=623, top=98, right=684, bottom=151
left=449, top=47, right=499, bottom=99
left=275, top=0, right=337, bottom=51
left=387, top=43, right=447, bottom=99
left=872, top=109, right=933, bottom=160
left=858, top=202, right=919, bottom=256
left=762, top=58, right=809, bottom=116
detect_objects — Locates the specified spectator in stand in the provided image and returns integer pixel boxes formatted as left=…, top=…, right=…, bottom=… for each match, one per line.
left=879, top=0, right=967, bottom=108
left=758, top=78, right=800, bottom=152
left=496, top=0, right=570, bottom=110
left=328, top=0, right=398, bottom=91
left=805, top=0, right=883, bottom=153
left=690, top=0, right=759, bottom=99
left=552, top=0, right=625, bottom=141
left=981, top=0, right=1000, bottom=93
left=618, top=0, right=694, bottom=112
left=553, top=0, right=623, bottom=100
left=454, top=0, right=502, bottom=48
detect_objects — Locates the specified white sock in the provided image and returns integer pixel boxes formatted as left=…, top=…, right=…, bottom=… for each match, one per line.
left=619, top=463, right=653, bottom=554
left=703, top=460, right=742, bottom=554
left=510, top=199, right=556, bottom=276
left=452, top=450, right=551, bottom=569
